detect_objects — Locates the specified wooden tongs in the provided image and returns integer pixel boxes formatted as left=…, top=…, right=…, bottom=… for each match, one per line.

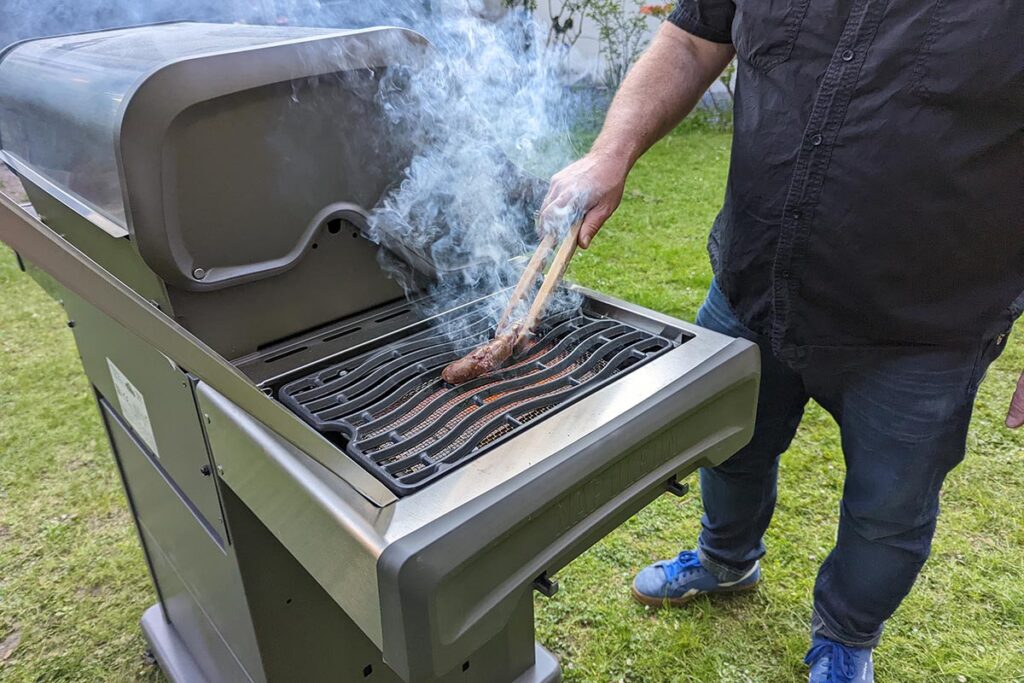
left=441, top=219, right=583, bottom=385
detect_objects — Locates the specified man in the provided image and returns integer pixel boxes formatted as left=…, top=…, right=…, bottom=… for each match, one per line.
left=541, top=1, right=1023, bottom=680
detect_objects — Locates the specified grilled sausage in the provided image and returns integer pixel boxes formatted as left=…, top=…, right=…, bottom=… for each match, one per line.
left=442, top=329, right=518, bottom=385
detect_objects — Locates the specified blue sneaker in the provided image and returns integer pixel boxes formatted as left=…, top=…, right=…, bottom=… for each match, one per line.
left=630, top=549, right=760, bottom=607
left=805, top=636, right=874, bottom=682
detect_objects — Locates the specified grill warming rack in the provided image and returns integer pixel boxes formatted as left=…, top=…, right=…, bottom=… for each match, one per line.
left=279, top=308, right=679, bottom=495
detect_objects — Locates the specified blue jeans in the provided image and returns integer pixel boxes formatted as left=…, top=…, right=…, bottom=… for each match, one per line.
left=693, top=280, right=1008, bottom=647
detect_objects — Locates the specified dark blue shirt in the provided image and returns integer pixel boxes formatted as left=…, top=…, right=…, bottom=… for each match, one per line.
left=669, top=0, right=1024, bottom=361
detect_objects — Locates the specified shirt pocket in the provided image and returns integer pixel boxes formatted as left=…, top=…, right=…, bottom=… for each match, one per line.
left=732, top=0, right=811, bottom=73
left=911, top=0, right=1024, bottom=107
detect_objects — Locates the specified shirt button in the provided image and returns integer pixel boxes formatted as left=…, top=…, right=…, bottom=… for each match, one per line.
left=811, top=133, right=823, bottom=146
left=781, top=269, right=791, bottom=279
left=841, top=49, right=855, bottom=62
left=792, top=209, right=802, bottom=219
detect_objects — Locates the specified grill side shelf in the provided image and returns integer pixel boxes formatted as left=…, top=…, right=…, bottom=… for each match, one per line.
left=278, top=311, right=678, bottom=496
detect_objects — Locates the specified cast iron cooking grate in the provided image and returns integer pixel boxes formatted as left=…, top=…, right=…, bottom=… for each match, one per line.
left=278, top=311, right=676, bottom=495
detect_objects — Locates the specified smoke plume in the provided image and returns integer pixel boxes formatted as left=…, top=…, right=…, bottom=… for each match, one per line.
left=365, top=3, right=586, bottom=338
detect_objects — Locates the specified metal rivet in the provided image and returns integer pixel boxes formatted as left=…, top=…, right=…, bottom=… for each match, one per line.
left=193, top=267, right=207, bottom=280
left=811, top=133, right=823, bottom=146
left=842, top=49, right=855, bottom=62
left=216, top=464, right=225, bottom=476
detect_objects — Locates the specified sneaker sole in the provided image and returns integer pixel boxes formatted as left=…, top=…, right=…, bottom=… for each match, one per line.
left=629, top=580, right=760, bottom=608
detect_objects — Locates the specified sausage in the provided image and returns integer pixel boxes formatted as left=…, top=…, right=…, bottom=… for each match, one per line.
left=442, top=328, right=518, bottom=385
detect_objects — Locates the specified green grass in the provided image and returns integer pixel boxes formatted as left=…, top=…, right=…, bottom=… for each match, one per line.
left=0, top=253, right=161, bottom=678
left=2, top=127, right=1023, bottom=681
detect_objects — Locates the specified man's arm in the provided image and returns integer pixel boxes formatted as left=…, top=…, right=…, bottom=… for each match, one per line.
left=1007, top=373, right=1024, bottom=428
left=541, top=22, right=735, bottom=248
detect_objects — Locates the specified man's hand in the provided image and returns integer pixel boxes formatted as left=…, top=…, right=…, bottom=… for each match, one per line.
left=1007, top=371, right=1024, bottom=428
left=538, top=23, right=735, bottom=248
left=540, top=150, right=630, bottom=249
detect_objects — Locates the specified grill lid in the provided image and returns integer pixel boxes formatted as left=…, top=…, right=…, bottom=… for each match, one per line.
left=279, top=308, right=678, bottom=495
left=0, top=22, right=429, bottom=289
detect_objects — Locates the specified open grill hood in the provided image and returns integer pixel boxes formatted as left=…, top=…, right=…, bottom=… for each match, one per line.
left=0, top=22, right=428, bottom=290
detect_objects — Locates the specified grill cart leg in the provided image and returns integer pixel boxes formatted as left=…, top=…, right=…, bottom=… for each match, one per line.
left=141, top=604, right=209, bottom=683
left=524, top=644, right=561, bottom=683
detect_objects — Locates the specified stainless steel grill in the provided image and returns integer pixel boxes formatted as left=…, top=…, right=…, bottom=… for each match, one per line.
left=280, top=307, right=677, bottom=494
left=0, top=21, right=760, bottom=683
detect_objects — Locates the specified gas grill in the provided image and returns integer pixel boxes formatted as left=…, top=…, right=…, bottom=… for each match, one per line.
left=0, top=22, right=759, bottom=683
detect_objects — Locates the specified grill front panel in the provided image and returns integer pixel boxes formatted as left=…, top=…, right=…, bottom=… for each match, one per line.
left=279, top=310, right=678, bottom=495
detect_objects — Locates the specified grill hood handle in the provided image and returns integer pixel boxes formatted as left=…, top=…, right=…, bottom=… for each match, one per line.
left=0, top=188, right=398, bottom=508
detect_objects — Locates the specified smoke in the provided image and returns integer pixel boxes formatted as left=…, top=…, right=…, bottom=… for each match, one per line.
left=1, top=0, right=590, bottom=340
left=365, top=3, right=586, bottom=339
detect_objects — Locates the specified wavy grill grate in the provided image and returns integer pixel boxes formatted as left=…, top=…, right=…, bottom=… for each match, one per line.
left=278, top=311, right=675, bottom=495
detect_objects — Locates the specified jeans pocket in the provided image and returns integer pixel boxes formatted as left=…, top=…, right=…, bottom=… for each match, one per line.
left=696, top=279, right=758, bottom=342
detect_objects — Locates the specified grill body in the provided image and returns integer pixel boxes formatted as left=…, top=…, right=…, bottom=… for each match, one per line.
left=0, top=22, right=760, bottom=683
left=208, top=288, right=759, bottom=683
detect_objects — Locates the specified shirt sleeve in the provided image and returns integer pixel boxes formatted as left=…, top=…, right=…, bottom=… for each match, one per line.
left=667, top=0, right=735, bottom=44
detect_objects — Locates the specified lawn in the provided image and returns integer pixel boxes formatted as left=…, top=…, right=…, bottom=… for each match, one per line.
left=1, top=127, right=1023, bottom=682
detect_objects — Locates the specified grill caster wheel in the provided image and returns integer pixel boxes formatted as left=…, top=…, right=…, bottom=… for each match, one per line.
left=142, top=648, right=158, bottom=668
